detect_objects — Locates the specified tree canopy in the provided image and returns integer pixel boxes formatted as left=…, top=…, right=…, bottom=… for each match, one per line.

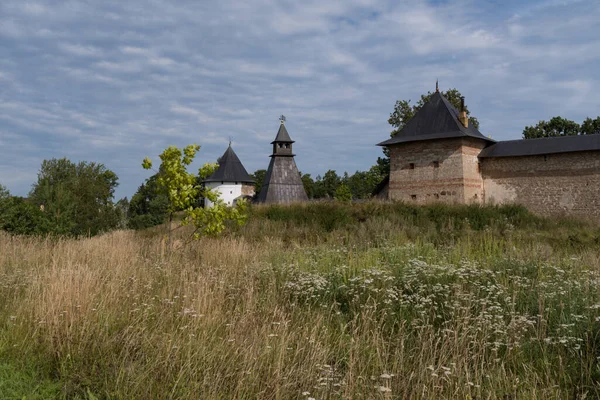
left=523, top=116, right=600, bottom=139
left=296, top=166, right=385, bottom=201
left=128, top=174, right=170, bottom=230
left=251, top=169, right=267, bottom=198
left=0, top=195, right=53, bottom=236
left=28, top=158, right=120, bottom=236
left=334, top=183, right=352, bottom=202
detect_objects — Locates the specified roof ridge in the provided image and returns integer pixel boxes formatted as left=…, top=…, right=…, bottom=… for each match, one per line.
left=498, top=135, right=591, bottom=143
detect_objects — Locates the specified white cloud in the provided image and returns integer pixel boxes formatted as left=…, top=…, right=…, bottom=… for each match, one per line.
left=20, top=2, right=47, bottom=16
left=59, top=43, right=103, bottom=57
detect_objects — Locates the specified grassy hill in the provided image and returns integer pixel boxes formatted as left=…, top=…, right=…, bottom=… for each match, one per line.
left=1, top=202, right=600, bottom=398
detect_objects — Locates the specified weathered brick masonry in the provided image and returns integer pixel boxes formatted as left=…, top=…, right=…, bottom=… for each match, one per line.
left=389, top=138, right=486, bottom=204
left=480, top=151, right=600, bottom=220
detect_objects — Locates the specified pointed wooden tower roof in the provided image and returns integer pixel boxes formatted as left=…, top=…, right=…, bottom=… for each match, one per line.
left=378, top=91, right=495, bottom=146
left=272, top=122, right=293, bottom=144
left=257, top=117, right=308, bottom=203
left=204, top=144, right=254, bottom=184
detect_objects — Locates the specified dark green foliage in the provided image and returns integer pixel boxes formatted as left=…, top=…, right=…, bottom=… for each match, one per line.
left=581, top=116, right=600, bottom=135
left=374, top=156, right=390, bottom=177
left=0, top=184, right=8, bottom=201
left=300, top=173, right=315, bottom=199
left=304, top=166, right=398, bottom=201
left=0, top=184, right=54, bottom=236
left=0, top=196, right=54, bottom=235
left=128, top=174, right=169, bottom=230
left=28, top=158, right=120, bottom=236
left=250, top=169, right=267, bottom=197
left=343, top=166, right=386, bottom=199
left=313, top=170, right=341, bottom=199
left=523, top=116, right=581, bottom=139
left=334, top=183, right=352, bottom=202
left=522, top=116, right=600, bottom=139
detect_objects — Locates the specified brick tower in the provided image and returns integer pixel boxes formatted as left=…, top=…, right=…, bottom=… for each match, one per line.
left=377, top=86, right=495, bottom=204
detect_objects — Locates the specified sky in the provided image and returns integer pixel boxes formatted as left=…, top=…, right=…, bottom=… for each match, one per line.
left=1, top=0, right=600, bottom=200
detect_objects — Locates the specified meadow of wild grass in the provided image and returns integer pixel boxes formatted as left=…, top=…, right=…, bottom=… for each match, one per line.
left=1, top=201, right=600, bottom=399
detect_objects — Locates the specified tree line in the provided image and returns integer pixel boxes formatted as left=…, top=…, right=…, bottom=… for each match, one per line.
left=0, top=157, right=387, bottom=237
left=0, top=158, right=127, bottom=236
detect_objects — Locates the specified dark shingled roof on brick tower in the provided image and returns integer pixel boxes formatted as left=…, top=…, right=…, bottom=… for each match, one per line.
left=203, top=144, right=254, bottom=184
left=377, top=91, right=495, bottom=146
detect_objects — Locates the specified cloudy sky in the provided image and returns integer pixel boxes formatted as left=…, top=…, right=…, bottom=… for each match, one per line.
left=1, top=0, right=599, bottom=200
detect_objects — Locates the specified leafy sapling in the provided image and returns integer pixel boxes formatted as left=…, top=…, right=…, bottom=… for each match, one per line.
left=142, top=144, right=248, bottom=245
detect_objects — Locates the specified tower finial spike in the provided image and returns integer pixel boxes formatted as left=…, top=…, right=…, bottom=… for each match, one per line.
left=279, top=114, right=286, bottom=124
left=228, top=136, right=232, bottom=146
left=435, top=79, right=439, bottom=93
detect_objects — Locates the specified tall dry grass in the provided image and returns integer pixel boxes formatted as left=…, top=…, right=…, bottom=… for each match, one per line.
left=1, top=202, right=600, bottom=399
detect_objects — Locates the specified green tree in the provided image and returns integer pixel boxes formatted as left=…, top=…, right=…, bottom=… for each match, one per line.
left=522, top=117, right=581, bottom=139
left=581, top=117, right=600, bottom=135
left=0, top=184, right=9, bottom=204
left=381, top=88, right=479, bottom=173
left=251, top=169, right=267, bottom=198
left=0, top=184, right=11, bottom=229
left=142, top=145, right=247, bottom=243
left=522, top=116, right=600, bottom=139
left=334, top=183, right=352, bottom=202
left=300, top=173, right=315, bottom=199
left=29, top=158, right=120, bottom=236
left=344, top=166, right=386, bottom=199
left=321, top=170, right=341, bottom=198
left=0, top=196, right=53, bottom=235
left=128, top=174, right=170, bottom=230
left=0, top=185, right=54, bottom=235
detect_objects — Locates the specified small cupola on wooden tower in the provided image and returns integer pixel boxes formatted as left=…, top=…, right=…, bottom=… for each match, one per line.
left=271, top=115, right=294, bottom=156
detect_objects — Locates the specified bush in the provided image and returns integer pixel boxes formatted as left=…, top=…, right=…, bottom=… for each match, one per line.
left=0, top=197, right=54, bottom=236
left=334, top=184, right=352, bottom=202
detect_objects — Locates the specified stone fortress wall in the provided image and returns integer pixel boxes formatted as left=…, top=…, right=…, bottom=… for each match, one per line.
left=387, top=139, right=600, bottom=221
left=480, top=151, right=600, bottom=220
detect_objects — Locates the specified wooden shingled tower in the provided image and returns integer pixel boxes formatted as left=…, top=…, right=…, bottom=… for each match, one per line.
left=257, top=116, right=308, bottom=204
